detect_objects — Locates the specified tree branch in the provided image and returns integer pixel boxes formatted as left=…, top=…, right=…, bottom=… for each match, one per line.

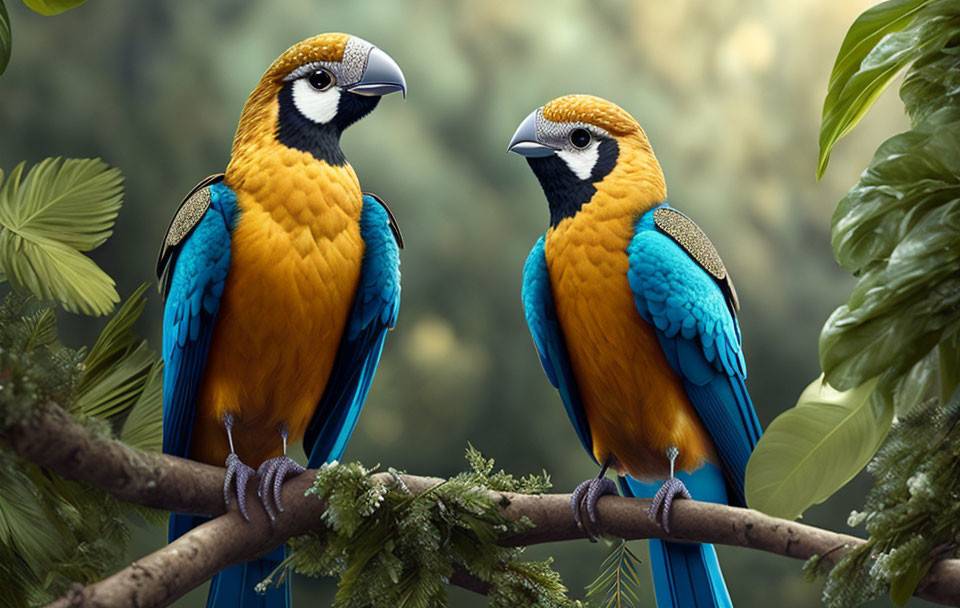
left=4, top=400, right=960, bottom=607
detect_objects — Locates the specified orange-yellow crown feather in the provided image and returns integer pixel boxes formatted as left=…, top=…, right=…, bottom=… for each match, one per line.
left=542, top=95, right=641, bottom=137
left=261, top=33, right=352, bottom=82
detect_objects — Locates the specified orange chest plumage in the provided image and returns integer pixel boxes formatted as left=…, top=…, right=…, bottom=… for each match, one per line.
left=188, top=146, right=365, bottom=466
left=544, top=202, right=713, bottom=479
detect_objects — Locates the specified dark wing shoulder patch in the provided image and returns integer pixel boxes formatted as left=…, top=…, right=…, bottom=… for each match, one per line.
left=156, top=173, right=225, bottom=298
left=363, top=191, right=404, bottom=249
left=653, top=207, right=740, bottom=312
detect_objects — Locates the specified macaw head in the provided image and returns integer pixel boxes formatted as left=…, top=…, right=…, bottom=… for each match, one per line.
left=232, top=33, right=406, bottom=166
left=508, top=95, right=667, bottom=227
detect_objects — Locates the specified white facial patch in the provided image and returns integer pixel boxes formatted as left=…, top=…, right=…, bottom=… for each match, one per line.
left=557, top=144, right=600, bottom=181
left=291, top=78, right=341, bottom=124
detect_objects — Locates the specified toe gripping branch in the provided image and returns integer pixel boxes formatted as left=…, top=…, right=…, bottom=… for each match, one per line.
left=221, top=416, right=306, bottom=521
left=570, top=456, right=618, bottom=542
left=648, top=446, right=691, bottom=535
left=223, top=413, right=256, bottom=520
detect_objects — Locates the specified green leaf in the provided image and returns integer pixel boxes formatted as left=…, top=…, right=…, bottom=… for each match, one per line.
left=20, top=305, right=57, bottom=352
left=585, top=539, right=643, bottom=608
left=120, top=359, right=163, bottom=451
left=0, top=0, right=11, bottom=75
left=0, top=158, right=122, bottom=315
left=817, top=0, right=942, bottom=178
left=745, top=376, right=889, bottom=520
left=889, top=558, right=933, bottom=605
left=73, top=284, right=159, bottom=420
left=22, top=0, right=86, bottom=16
left=0, top=465, right=72, bottom=576
left=830, top=111, right=960, bottom=274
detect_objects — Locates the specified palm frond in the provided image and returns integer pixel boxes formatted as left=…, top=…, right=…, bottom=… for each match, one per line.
left=20, top=306, right=57, bottom=352
left=120, top=359, right=163, bottom=452
left=73, top=284, right=159, bottom=421
left=0, top=158, right=122, bottom=316
left=585, top=539, right=644, bottom=608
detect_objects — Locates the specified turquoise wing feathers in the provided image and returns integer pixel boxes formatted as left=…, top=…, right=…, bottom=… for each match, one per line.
left=303, top=193, right=401, bottom=468
left=521, top=236, right=594, bottom=460
left=627, top=204, right=762, bottom=506
left=159, top=179, right=238, bottom=459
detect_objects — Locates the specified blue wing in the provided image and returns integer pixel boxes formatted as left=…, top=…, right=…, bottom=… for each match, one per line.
left=303, top=194, right=401, bottom=468
left=161, top=182, right=238, bottom=459
left=521, top=236, right=594, bottom=460
left=627, top=204, right=762, bottom=506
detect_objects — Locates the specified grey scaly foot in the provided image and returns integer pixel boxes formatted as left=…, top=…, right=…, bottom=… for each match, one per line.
left=648, top=446, right=691, bottom=535
left=224, top=452, right=255, bottom=520
left=571, top=477, right=619, bottom=541
left=257, top=456, right=305, bottom=520
left=570, top=457, right=618, bottom=543
left=256, top=422, right=306, bottom=521
left=222, top=413, right=255, bottom=520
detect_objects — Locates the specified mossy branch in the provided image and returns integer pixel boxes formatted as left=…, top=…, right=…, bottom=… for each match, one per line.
left=3, top=398, right=960, bottom=608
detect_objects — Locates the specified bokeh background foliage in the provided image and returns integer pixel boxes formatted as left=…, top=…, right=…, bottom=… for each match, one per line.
left=0, top=0, right=951, bottom=606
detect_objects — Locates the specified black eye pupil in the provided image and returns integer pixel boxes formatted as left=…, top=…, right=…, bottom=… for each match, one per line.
left=308, top=70, right=332, bottom=90
left=570, top=128, right=591, bottom=148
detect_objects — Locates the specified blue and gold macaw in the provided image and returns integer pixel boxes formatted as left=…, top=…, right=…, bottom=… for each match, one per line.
left=508, top=95, right=763, bottom=608
left=157, top=33, right=404, bottom=608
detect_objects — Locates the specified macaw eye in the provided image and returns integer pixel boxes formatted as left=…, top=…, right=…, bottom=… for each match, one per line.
left=570, top=128, right=591, bottom=149
left=307, top=69, right=335, bottom=91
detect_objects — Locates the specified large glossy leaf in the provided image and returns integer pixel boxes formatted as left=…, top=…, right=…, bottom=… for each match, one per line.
left=0, top=0, right=10, bottom=75
left=745, top=376, right=888, bottom=520
left=817, top=0, right=948, bottom=178
left=831, top=115, right=960, bottom=274
left=22, top=0, right=86, bottom=16
left=0, top=158, right=122, bottom=315
left=822, top=172, right=960, bottom=390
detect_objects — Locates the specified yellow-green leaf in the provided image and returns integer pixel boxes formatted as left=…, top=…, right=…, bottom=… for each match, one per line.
left=22, top=0, right=86, bottom=16
left=890, top=558, right=933, bottom=605
left=0, top=158, right=122, bottom=315
left=120, top=360, right=163, bottom=452
left=745, top=376, right=889, bottom=520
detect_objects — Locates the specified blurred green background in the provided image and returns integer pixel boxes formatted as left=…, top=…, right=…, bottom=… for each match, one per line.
left=0, top=0, right=927, bottom=606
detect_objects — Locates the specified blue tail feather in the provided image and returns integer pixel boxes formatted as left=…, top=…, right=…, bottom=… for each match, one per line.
left=170, top=513, right=290, bottom=608
left=206, top=544, right=289, bottom=608
left=620, top=467, right=732, bottom=608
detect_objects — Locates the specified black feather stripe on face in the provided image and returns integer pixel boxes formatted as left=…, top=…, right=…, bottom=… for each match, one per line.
left=275, top=82, right=380, bottom=166
left=528, top=138, right=619, bottom=227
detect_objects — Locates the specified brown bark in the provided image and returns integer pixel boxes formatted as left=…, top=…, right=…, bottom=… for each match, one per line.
left=4, top=401, right=959, bottom=607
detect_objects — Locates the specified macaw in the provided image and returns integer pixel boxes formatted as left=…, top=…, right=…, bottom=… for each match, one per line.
left=156, top=33, right=404, bottom=608
left=508, top=95, right=763, bottom=608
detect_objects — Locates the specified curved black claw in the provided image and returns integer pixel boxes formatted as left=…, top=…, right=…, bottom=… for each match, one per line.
left=648, top=477, right=692, bottom=535
left=224, top=453, right=256, bottom=521
left=570, top=477, right=618, bottom=542
left=256, top=456, right=306, bottom=521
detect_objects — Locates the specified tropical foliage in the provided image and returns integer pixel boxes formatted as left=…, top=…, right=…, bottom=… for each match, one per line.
left=264, top=447, right=580, bottom=608
left=746, top=0, right=960, bottom=524
left=0, top=158, right=163, bottom=606
left=748, top=0, right=960, bottom=604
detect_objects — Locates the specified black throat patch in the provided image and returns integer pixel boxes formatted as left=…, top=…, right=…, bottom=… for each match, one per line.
left=527, top=138, right=619, bottom=227
left=275, top=83, right=380, bottom=166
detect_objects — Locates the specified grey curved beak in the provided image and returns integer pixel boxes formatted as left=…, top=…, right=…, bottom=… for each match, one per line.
left=347, top=47, right=407, bottom=98
left=507, top=109, right=557, bottom=157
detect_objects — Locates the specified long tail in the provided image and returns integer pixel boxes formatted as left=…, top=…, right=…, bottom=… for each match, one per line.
left=620, top=467, right=732, bottom=608
left=170, top=513, right=291, bottom=608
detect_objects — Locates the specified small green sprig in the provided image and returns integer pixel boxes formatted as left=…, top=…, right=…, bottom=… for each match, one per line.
left=263, top=448, right=582, bottom=608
